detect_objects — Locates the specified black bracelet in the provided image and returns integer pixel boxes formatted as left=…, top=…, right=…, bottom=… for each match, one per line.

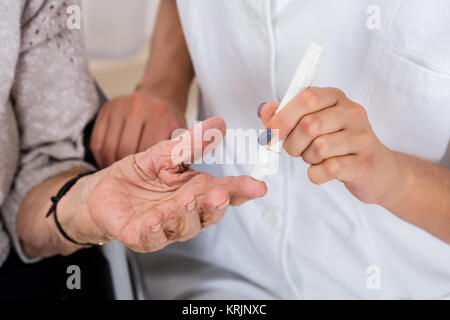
left=46, top=171, right=99, bottom=247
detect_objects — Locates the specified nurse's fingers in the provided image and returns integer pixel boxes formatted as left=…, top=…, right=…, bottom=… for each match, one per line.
left=90, top=110, right=109, bottom=169
left=138, top=119, right=173, bottom=153
left=302, top=130, right=363, bottom=165
left=307, top=155, right=361, bottom=185
left=117, top=118, right=144, bottom=160
left=263, top=87, right=345, bottom=143
left=102, top=116, right=125, bottom=167
left=283, top=105, right=346, bottom=157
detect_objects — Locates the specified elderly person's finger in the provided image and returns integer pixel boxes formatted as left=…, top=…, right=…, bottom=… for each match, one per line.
left=198, top=189, right=230, bottom=228
left=183, top=173, right=267, bottom=207
left=114, top=203, right=166, bottom=253
left=208, top=175, right=267, bottom=206
left=121, top=190, right=201, bottom=251
left=87, top=117, right=267, bottom=254
left=133, top=117, right=227, bottom=186
left=133, top=217, right=170, bottom=253
left=170, top=116, right=227, bottom=165
left=155, top=190, right=202, bottom=242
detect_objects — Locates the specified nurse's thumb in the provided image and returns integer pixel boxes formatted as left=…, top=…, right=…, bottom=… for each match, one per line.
left=258, top=102, right=279, bottom=127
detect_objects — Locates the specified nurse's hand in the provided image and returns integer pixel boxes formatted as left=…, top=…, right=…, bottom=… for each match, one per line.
left=258, top=87, right=401, bottom=205
left=72, top=117, right=267, bottom=253
left=91, top=91, right=187, bottom=169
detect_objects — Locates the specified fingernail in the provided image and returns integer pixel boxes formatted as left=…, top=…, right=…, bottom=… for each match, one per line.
left=258, top=128, right=272, bottom=145
left=186, top=198, right=196, bottom=211
left=217, top=198, right=230, bottom=210
left=151, top=223, right=161, bottom=232
left=257, top=102, right=266, bottom=118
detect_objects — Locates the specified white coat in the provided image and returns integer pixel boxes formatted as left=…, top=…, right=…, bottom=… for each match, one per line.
left=143, top=0, right=450, bottom=299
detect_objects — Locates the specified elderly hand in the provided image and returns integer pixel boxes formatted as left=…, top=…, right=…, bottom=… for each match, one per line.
left=65, top=117, right=266, bottom=253
left=258, top=87, right=402, bottom=205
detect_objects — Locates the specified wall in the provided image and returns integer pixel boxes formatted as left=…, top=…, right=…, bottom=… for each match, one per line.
left=81, top=0, right=160, bottom=60
left=80, top=0, right=198, bottom=123
left=81, top=0, right=160, bottom=98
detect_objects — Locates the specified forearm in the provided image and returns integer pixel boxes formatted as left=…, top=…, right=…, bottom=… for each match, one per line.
left=16, top=169, right=103, bottom=258
left=381, top=151, right=450, bottom=243
left=137, top=0, right=194, bottom=110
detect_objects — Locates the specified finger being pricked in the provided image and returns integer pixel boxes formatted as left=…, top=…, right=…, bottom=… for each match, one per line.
left=169, top=172, right=267, bottom=228
left=209, top=175, right=268, bottom=207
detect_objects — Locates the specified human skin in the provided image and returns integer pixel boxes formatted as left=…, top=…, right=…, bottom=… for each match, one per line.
left=258, top=87, right=450, bottom=243
left=94, top=0, right=450, bottom=243
left=91, top=0, right=194, bottom=168
left=17, top=117, right=267, bottom=258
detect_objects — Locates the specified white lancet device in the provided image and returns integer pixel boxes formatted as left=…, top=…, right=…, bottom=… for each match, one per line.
left=251, top=42, right=326, bottom=181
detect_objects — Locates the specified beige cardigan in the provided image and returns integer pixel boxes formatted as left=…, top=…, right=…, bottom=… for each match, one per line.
left=0, top=0, right=98, bottom=266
